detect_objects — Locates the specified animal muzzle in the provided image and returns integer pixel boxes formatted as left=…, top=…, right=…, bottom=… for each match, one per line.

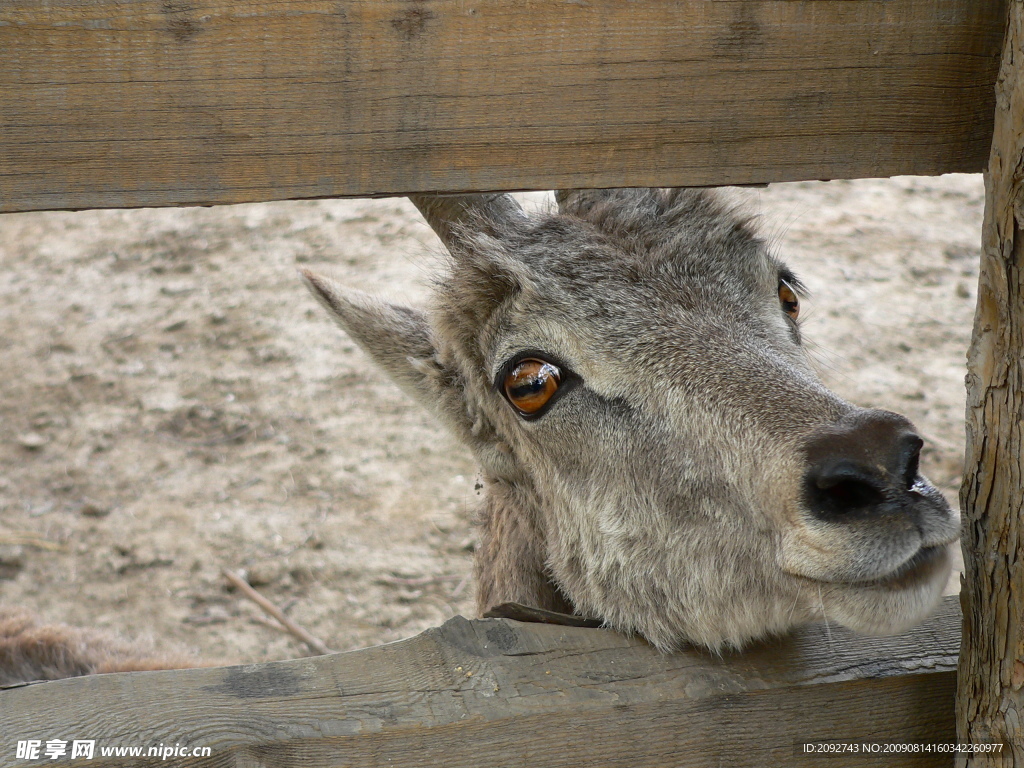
left=785, top=408, right=959, bottom=586
left=803, top=409, right=924, bottom=522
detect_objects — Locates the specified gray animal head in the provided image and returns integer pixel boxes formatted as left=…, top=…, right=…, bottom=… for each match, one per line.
left=303, top=188, right=959, bottom=651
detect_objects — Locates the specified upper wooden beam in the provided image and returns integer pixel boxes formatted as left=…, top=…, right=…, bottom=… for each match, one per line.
left=0, top=598, right=960, bottom=767
left=0, top=0, right=1005, bottom=213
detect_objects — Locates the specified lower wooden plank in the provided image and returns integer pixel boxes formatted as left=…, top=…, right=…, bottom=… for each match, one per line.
left=0, top=0, right=1005, bottom=212
left=0, top=597, right=960, bottom=767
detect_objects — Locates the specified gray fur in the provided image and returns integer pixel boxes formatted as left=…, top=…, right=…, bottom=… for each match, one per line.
left=303, top=188, right=959, bottom=651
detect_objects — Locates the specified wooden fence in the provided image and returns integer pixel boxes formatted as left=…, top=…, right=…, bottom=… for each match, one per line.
left=1, top=1, right=1021, bottom=766
left=2, top=598, right=960, bottom=768
left=0, top=0, right=1004, bottom=211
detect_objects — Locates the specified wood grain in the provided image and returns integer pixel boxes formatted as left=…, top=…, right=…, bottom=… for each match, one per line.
left=0, top=0, right=1005, bottom=213
left=957, top=2, right=1024, bottom=765
left=1, top=597, right=960, bottom=767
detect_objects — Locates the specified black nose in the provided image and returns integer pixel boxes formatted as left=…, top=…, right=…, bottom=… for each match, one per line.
left=803, top=410, right=924, bottom=521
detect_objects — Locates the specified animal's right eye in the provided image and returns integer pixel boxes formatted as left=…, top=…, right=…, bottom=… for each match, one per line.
left=503, top=359, right=562, bottom=416
left=778, top=279, right=800, bottom=321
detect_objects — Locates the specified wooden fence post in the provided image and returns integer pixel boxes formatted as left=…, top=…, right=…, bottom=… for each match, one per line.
left=957, top=1, right=1024, bottom=764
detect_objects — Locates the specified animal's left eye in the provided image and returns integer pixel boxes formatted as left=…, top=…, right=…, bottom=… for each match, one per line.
left=503, top=359, right=562, bottom=416
left=778, top=279, right=800, bottom=321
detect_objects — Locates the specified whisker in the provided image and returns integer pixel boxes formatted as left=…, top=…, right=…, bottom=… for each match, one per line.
left=786, top=586, right=802, bottom=626
left=817, top=585, right=834, bottom=652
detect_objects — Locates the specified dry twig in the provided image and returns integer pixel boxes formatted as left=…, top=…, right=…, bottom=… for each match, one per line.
left=221, top=567, right=333, bottom=656
left=0, top=532, right=66, bottom=551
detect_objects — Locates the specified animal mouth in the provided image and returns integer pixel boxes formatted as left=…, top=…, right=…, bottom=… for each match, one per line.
left=859, top=544, right=950, bottom=589
left=785, top=542, right=952, bottom=590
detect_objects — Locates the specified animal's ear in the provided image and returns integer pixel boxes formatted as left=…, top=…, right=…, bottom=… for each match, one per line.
left=300, top=269, right=457, bottom=419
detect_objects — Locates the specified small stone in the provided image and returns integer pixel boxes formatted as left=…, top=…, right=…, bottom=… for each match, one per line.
left=17, top=432, right=48, bottom=450
left=246, top=561, right=285, bottom=586
left=140, top=388, right=185, bottom=413
left=183, top=605, right=231, bottom=625
left=80, top=501, right=112, bottom=518
left=31, top=414, right=53, bottom=428
left=0, top=545, right=25, bottom=580
left=160, top=283, right=195, bottom=296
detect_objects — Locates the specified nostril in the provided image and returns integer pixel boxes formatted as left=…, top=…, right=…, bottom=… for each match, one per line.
left=817, top=478, right=883, bottom=509
left=900, top=433, right=924, bottom=489
left=806, top=459, right=885, bottom=519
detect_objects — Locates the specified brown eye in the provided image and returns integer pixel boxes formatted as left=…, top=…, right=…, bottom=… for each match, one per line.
left=503, top=359, right=561, bottom=415
left=779, top=279, right=800, bottom=321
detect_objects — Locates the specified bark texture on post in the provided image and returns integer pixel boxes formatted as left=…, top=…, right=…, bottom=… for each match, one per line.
left=958, top=2, right=1024, bottom=765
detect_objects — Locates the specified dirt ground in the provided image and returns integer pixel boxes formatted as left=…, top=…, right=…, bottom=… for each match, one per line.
left=0, top=175, right=982, bottom=666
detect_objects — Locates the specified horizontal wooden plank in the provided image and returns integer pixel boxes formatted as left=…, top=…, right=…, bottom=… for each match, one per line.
left=0, top=0, right=1005, bottom=212
left=0, top=597, right=960, bottom=767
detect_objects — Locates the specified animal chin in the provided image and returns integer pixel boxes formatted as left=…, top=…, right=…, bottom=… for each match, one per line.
left=788, top=543, right=954, bottom=637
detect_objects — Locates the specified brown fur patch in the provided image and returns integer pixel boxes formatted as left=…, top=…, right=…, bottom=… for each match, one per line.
left=0, top=608, right=194, bottom=685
